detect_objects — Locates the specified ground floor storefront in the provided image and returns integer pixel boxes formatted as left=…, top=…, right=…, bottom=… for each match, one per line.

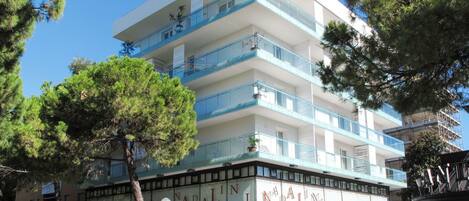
left=86, top=162, right=390, bottom=201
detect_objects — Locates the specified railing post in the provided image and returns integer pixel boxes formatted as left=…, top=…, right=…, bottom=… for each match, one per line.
left=251, top=32, right=259, bottom=50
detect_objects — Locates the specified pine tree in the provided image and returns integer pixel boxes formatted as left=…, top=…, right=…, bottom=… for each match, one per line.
left=401, top=132, right=445, bottom=201
left=40, top=57, right=199, bottom=201
left=318, top=0, right=469, bottom=114
left=0, top=1, right=65, bottom=200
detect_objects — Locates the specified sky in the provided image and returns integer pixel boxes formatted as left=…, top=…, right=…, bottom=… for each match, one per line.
left=20, top=0, right=468, bottom=150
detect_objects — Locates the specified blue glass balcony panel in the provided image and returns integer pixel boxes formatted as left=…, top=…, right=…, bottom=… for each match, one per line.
left=379, top=103, right=402, bottom=121
left=101, top=133, right=406, bottom=186
left=194, top=81, right=405, bottom=153
left=132, top=0, right=324, bottom=57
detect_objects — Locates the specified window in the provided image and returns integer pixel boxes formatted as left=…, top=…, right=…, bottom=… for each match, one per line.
left=234, top=169, right=240, bottom=177
left=263, top=167, right=270, bottom=177
left=241, top=167, right=248, bottom=177
left=282, top=170, right=289, bottom=180
left=206, top=173, right=212, bottom=182
left=192, top=175, right=199, bottom=183
left=201, top=173, right=206, bottom=182
left=294, top=173, right=303, bottom=182
left=257, top=166, right=264, bottom=176
left=161, top=28, right=174, bottom=40
left=219, top=170, right=226, bottom=180
left=273, top=46, right=282, bottom=59
left=167, top=179, right=173, bottom=187
left=276, top=131, right=287, bottom=156
left=213, top=172, right=219, bottom=180
left=186, top=176, right=192, bottom=185
left=219, top=0, right=235, bottom=13
left=271, top=168, right=279, bottom=179
left=179, top=177, right=185, bottom=185
left=325, top=178, right=334, bottom=187
left=249, top=166, right=256, bottom=176
left=340, top=149, right=348, bottom=169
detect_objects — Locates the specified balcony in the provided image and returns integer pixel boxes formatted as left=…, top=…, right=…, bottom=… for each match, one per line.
left=130, top=0, right=324, bottom=57
left=169, top=34, right=316, bottom=85
left=162, top=33, right=401, bottom=128
left=95, top=133, right=406, bottom=189
left=378, top=104, right=402, bottom=121
left=195, top=81, right=405, bottom=154
left=378, top=103, right=402, bottom=123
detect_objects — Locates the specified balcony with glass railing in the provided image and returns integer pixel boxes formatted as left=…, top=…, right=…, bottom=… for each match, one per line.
left=165, top=33, right=402, bottom=127
left=377, top=103, right=402, bottom=124
left=99, top=133, right=406, bottom=187
left=262, top=0, right=324, bottom=36
left=195, top=81, right=405, bottom=153
left=168, top=34, right=317, bottom=83
left=132, top=0, right=323, bottom=57
left=379, top=104, right=402, bottom=121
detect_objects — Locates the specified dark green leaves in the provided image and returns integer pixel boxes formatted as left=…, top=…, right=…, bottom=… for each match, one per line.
left=319, top=0, right=469, bottom=114
left=41, top=56, right=198, bottom=167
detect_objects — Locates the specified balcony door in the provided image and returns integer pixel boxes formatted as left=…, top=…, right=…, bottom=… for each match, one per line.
left=276, top=131, right=288, bottom=156
left=340, top=149, right=349, bottom=170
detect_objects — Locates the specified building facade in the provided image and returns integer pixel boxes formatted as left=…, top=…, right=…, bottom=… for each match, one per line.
left=383, top=106, right=462, bottom=201
left=15, top=182, right=84, bottom=201
left=385, top=106, right=462, bottom=155
left=84, top=0, right=407, bottom=201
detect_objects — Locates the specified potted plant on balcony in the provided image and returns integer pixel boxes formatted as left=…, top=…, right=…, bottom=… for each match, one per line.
left=247, top=136, right=260, bottom=152
left=169, top=5, right=186, bottom=33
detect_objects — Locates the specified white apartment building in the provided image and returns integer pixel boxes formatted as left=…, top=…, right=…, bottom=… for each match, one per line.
left=84, top=1, right=407, bottom=201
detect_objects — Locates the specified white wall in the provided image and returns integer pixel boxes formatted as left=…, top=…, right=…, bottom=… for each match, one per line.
left=316, top=0, right=372, bottom=35
left=197, top=115, right=255, bottom=144
left=313, top=96, right=355, bottom=120
left=335, top=141, right=354, bottom=156
left=187, top=26, right=255, bottom=58
left=195, top=69, right=255, bottom=97
left=253, top=70, right=296, bottom=95
left=254, top=115, right=299, bottom=141
left=113, top=0, right=176, bottom=36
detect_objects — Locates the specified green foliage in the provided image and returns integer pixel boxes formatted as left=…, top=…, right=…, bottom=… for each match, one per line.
left=0, top=0, right=66, bottom=160
left=119, top=41, right=136, bottom=57
left=0, top=0, right=65, bottom=199
left=318, top=0, right=469, bottom=114
left=401, top=132, right=445, bottom=200
left=248, top=136, right=259, bottom=147
left=41, top=55, right=198, bottom=167
left=39, top=56, right=198, bottom=200
left=68, top=57, right=95, bottom=75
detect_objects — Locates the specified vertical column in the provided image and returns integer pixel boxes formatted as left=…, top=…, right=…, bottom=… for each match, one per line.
left=367, top=145, right=381, bottom=177
left=324, top=130, right=336, bottom=167
left=359, top=107, right=379, bottom=142
left=191, top=0, right=204, bottom=25
left=313, top=1, right=324, bottom=25
left=313, top=1, right=324, bottom=35
left=366, top=110, right=380, bottom=142
left=357, top=107, right=368, bottom=138
left=173, top=44, right=185, bottom=78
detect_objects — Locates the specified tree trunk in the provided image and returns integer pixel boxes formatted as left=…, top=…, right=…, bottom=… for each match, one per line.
left=123, top=142, right=144, bottom=201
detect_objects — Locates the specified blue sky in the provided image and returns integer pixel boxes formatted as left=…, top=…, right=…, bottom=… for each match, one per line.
left=20, top=0, right=468, bottom=149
